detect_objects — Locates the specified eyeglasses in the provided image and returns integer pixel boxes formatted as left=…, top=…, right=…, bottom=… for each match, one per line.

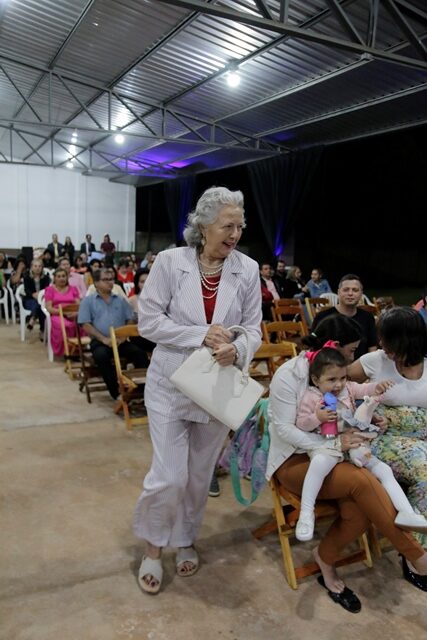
left=100, top=278, right=114, bottom=282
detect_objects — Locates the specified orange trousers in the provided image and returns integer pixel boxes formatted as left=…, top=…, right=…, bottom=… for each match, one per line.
left=275, top=454, right=424, bottom=565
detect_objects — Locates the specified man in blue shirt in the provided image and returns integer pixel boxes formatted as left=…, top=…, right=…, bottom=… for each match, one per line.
left=78, top=268, right=148, bottom=399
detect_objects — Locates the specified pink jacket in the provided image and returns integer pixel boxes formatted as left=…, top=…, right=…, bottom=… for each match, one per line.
left=296, top=381, right=377, bottom=432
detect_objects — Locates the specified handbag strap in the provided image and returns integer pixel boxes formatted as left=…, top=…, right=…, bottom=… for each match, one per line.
left=227, top=324, right=251, bottom=378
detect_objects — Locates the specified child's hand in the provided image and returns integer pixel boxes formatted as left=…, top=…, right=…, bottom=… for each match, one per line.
left=316, top=407, right=337, bottom=423
left=374, top=379, right=394, bottom=395
left=372, top=413, right=389, bottom=433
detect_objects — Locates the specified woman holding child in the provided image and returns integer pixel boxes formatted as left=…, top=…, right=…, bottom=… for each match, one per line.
left=267, top=314, right=427, bottom=613
left=348, top=306, right=427, bottom=551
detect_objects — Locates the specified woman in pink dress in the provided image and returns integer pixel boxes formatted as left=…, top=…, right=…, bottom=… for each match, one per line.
left=44, top=268, right=80, bottom=357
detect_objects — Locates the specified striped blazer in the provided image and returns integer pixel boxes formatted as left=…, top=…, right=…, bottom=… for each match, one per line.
left=138, top=246, right=262, bottom=422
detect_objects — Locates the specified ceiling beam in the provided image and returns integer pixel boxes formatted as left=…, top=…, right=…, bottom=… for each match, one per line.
left=256, top=83, right=427, bottom=137
left=158, top=0, right=427, bottom=70
left=383, top=0, right=427, bottom=61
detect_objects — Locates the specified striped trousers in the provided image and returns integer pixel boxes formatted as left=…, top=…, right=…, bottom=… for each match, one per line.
left=133, top=407, right=229, bottom=547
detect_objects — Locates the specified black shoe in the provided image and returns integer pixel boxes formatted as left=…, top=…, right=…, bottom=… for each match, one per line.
left=209, top=474, right=220, bottom=497
left=401, top=555, right=427, bottom=592
left=317, top=576, right=361, bottom=613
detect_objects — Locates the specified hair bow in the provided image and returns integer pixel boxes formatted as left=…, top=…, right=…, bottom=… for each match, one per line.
left=305, top=339, right=338, bottom=363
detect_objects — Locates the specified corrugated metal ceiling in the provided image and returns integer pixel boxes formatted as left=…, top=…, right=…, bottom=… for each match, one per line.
left=0, top=0, right=426, bottom=182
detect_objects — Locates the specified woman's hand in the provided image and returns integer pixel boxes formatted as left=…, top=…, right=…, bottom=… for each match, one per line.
left=372, top=413, right=389, bottom=433
left=212, top=343, right=237, bottom=367
left=374, top=379, right=394, bottom=395
left=339, top=430, right=376, bottom=452
left=203, top=324, right=233, bottom=350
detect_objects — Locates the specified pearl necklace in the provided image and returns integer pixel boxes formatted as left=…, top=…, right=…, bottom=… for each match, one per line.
left=198, top=260, right=222, bottom=299
left=198, top=257, right=224, bottom=274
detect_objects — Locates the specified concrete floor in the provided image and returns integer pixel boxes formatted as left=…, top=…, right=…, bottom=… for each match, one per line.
left=0, top=322, right=426, bottom=640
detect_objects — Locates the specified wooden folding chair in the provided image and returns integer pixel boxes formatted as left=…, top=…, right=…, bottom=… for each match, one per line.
left=250, top=342, right=297, bottom=381
left=253, top=476, right=373, bottom=590
left=110, top=324, right=149, bottom=431
left=74, top=319, right=106, bottom=403
left=59, top=303, right=90, bottom=379
left=272, top=298, right=308, bottom=335
left=262, top=320, right=309, bottom=352
left=358, top=304, right=379, bottom=317
left=305, top=297, right=332, bottom=324
left=373, top=296, right=394, bottom=313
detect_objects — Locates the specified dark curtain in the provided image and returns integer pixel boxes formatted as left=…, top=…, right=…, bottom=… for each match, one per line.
left=247, top=149, right=323, bottom=256
left=164, top=176, right=196, bottom=244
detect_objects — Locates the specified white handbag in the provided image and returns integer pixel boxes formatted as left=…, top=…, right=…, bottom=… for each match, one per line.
left=169, top=325, right=265, bottom=431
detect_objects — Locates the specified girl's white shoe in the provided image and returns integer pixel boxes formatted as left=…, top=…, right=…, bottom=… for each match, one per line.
left=394, top=511, right=427, bottom=533
left=295, top=512, right=315, bottom=541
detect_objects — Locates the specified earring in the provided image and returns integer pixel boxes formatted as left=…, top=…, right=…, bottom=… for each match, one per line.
left=201, top=236, right=206, bottom=246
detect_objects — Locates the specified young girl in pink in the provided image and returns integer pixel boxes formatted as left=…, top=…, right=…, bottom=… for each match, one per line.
left=295, top=346, right=427, bottom=541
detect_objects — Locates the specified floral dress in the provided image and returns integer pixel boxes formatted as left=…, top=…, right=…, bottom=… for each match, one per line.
left=373, top=404, right=427, bottom=547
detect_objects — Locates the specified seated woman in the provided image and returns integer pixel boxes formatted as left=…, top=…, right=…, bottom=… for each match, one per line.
left=44, top=268, right=80, bottom=358
left=305, top=267, right=332, bottom=298
left=84, top=258, right=102, bottom=288
left=268, top=314, right=427, bottom=612
left=295, top=347, right=427, bottom=541
left=282, top=265, right=307, bottom=300
left=117, top=258, right=134, bottom=287
left=128, top=268, right=150, bottom=320
left=10, top=254, right=28, bottom=287
left=128, top=268, right=155, bottom=357
left=41, top=249, right=55, bottom=270
left=23, top=259, right=51, bottom=336
left=348, top=306, right=427, bottom=550
left=73, top=255, right=87, bottom=274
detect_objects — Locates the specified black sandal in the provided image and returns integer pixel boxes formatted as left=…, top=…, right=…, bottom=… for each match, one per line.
left=317, top=575, right=361, bottom=613
left=401, top=555, right=427, bottom=592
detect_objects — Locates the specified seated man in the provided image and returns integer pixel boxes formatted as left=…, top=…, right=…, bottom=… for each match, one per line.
left=311, top=273, right=377, bottom=360
left=78, top=268, right=149, bottom=400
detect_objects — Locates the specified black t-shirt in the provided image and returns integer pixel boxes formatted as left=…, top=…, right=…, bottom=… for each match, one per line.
left=311, top=307, right=377, bottom=360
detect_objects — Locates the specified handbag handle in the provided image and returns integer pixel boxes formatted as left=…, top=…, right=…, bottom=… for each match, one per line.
left=227, top=325, right=252, bottom=380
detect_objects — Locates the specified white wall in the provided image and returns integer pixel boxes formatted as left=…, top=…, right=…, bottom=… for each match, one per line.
left=0, top=165, right=136, bottom=252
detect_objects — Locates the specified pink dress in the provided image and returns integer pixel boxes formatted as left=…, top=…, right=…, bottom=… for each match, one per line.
left=44, top=285, right=80, bottom=357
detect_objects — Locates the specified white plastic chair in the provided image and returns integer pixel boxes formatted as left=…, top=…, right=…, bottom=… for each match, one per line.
left=6, top=280, right=16, bottom=323
left=361, top=293, right=373, bottom=305
left=320, top=292, right=338, bottom=306
left=15, top=284, right=32, bottom=341
left=123, top=282, right=135, bottom=296
left=38, top=289, right=53, bottom=362
left=0, top=287, right=9, bottom=324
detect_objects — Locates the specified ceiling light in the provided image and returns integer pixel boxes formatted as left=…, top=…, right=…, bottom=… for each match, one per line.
left=71, top=129, right=78, bottom=139
left=115, top=133, right=124, bottom=144
left=66, top=160, right=74, bottom=169
left=93, top=22, right=99, bottom=27
left=227, top=71, right=240, bottom=88
left=69, top=144, right=77, bottom=155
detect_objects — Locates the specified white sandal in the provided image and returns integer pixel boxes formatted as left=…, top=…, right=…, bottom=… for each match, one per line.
left=176, top=546, right=199, bottom=577
left=138, top=555, right=163, bottom=594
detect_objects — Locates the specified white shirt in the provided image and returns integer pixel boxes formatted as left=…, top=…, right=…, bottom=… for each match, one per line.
left=360, top=350, right=427, bottom=408
left=265, top=278, right=280, bottom=301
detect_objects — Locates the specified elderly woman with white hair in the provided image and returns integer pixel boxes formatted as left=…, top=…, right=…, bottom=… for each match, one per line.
left=133, top=186, right=262, bottom=594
